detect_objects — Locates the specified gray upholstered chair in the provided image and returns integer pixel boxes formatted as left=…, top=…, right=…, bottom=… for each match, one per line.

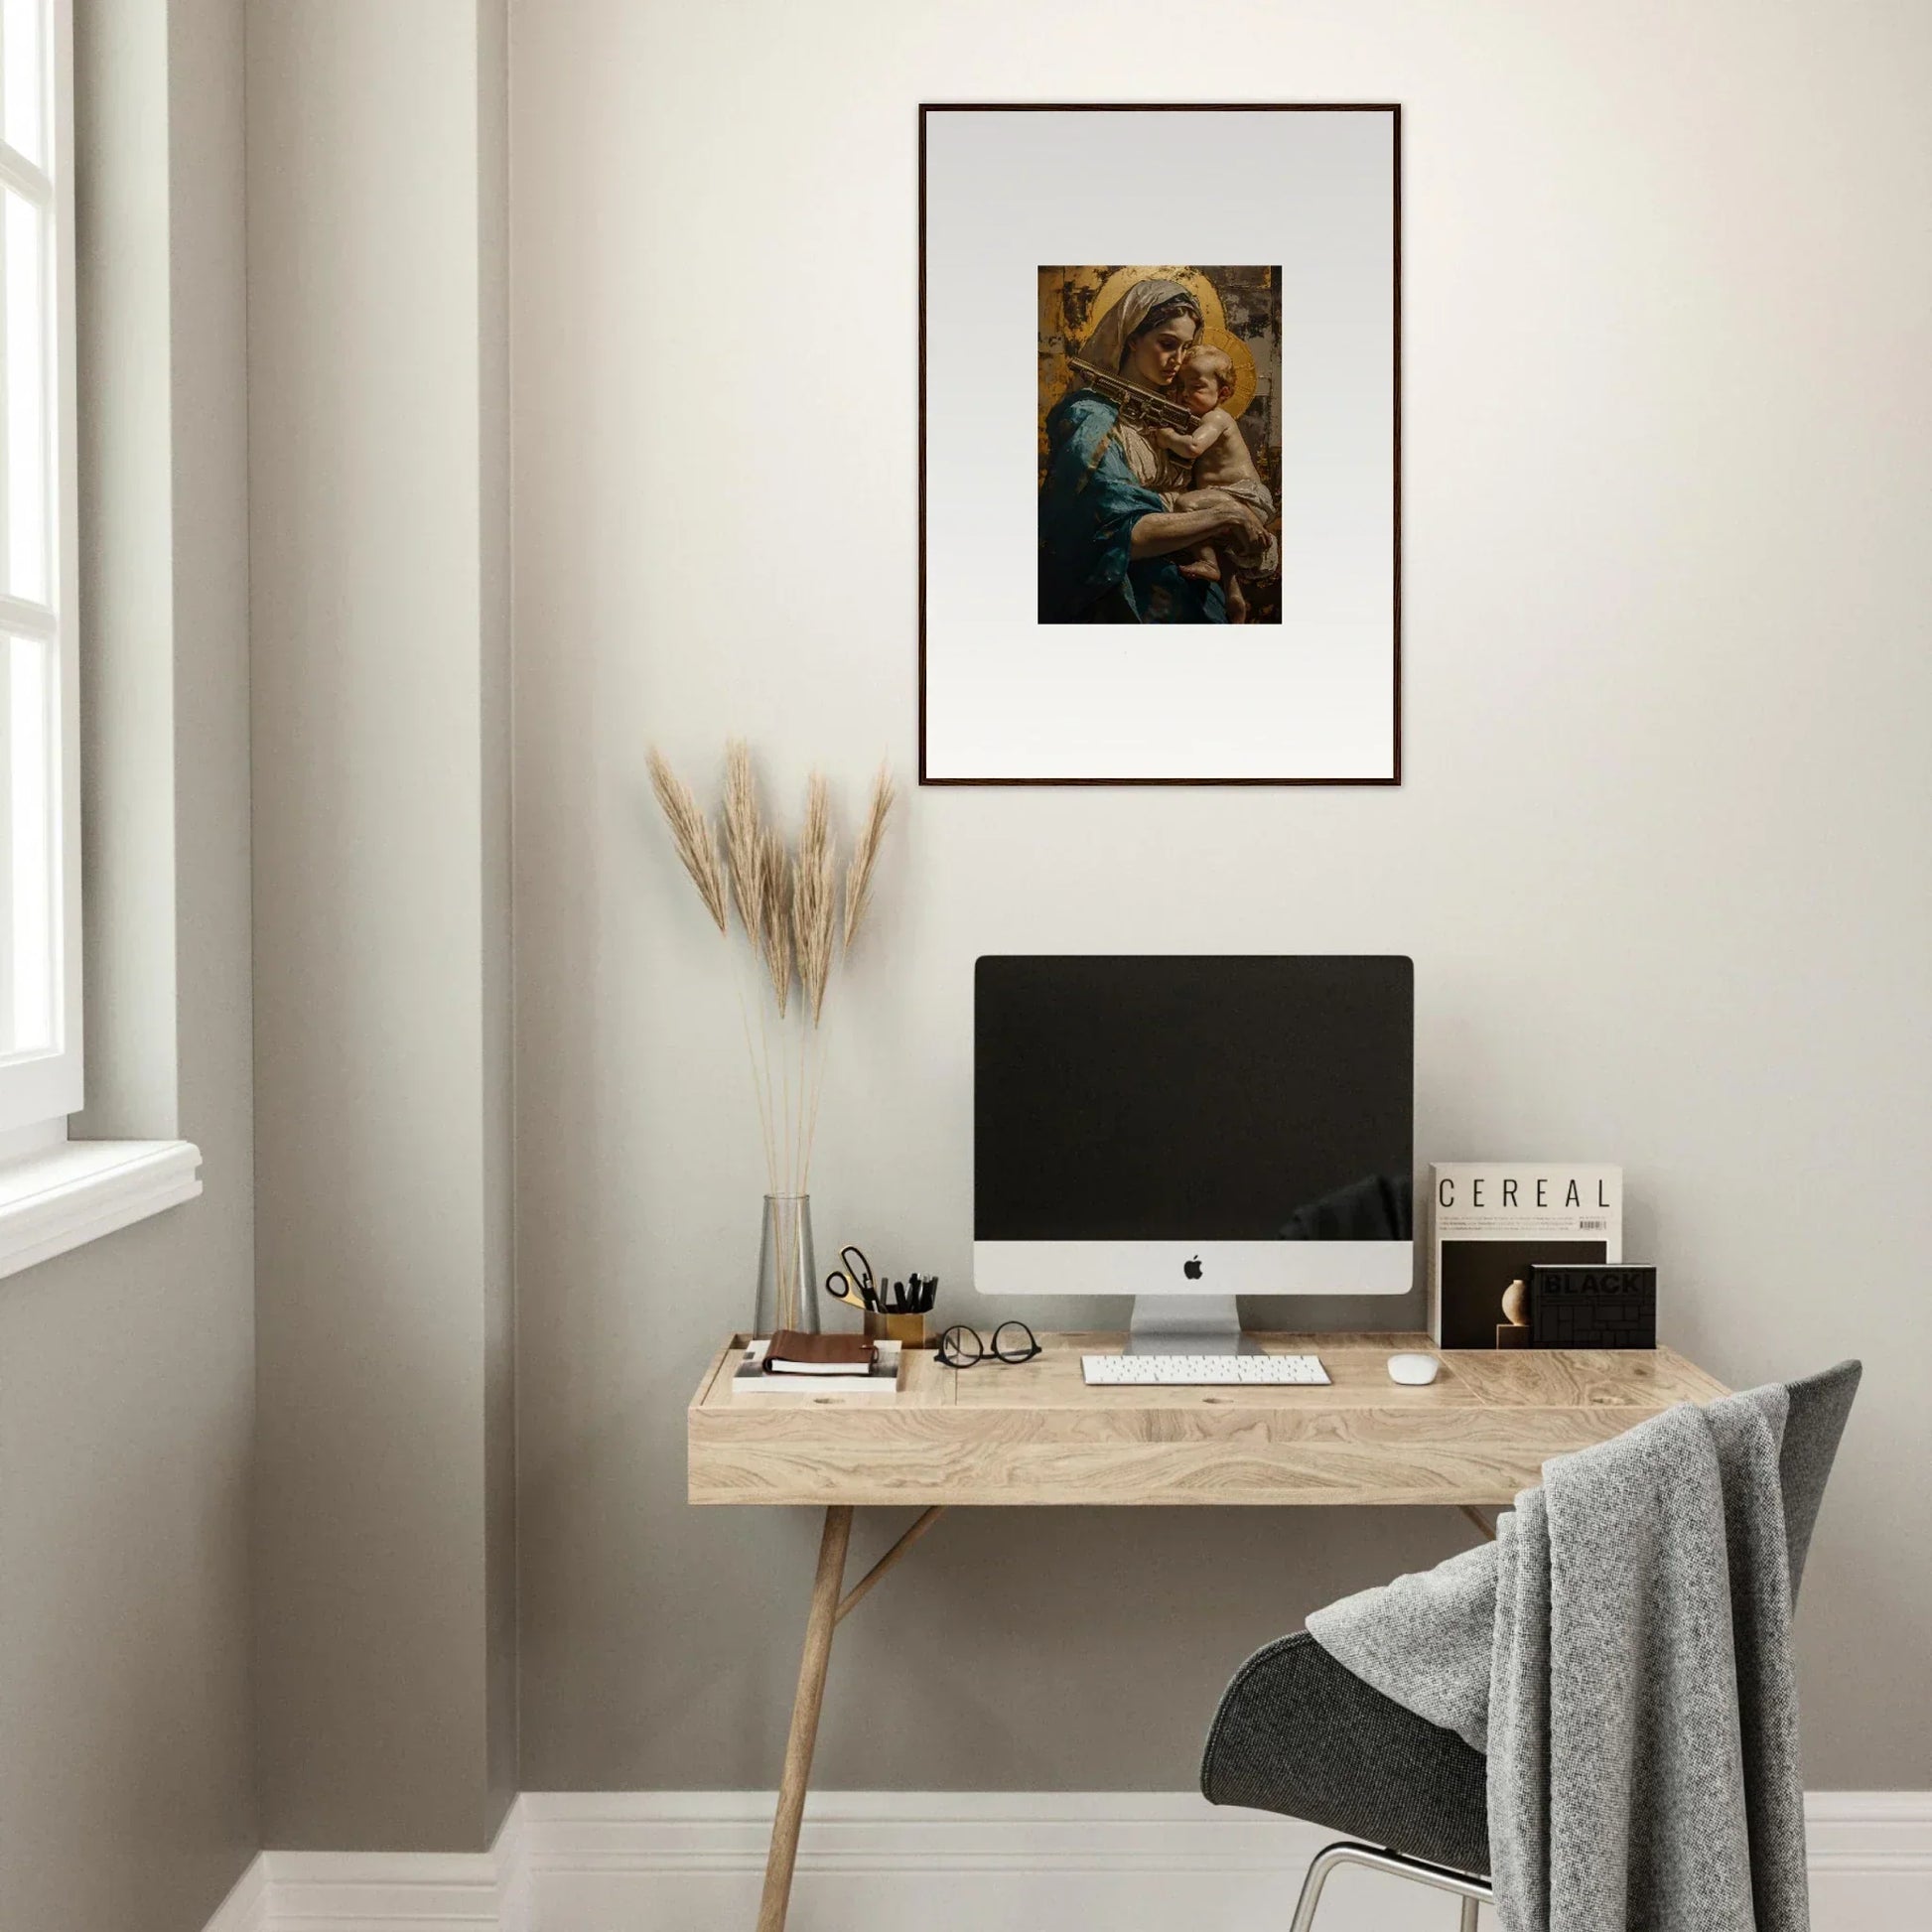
left=1200, top=1361, right=1862, bottom=1930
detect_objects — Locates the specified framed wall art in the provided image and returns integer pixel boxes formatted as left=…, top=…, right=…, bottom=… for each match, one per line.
left=919, top=104, right=1401, bottom=785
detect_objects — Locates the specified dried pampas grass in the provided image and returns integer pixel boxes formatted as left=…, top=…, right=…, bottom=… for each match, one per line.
left=843, top=762, right=895, bottom=954
left=647, top=750, right=727, bottom=935
left=647, top=743, right=897, bottom=1192
left=722, top=739, right=765, bottom=940
left=792, top=774, right=837, bottom=1026
left=759, top=827, right=793, bottom=1018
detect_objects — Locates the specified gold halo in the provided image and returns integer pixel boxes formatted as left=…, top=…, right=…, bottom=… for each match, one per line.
left=1195, top=325, right=1257, bottom=421
left=1084, top=265, right=1227, bottom=342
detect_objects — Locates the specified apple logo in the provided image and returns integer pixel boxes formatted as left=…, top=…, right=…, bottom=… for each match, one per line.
left=1183, top=1255, right=1203, bottom=1280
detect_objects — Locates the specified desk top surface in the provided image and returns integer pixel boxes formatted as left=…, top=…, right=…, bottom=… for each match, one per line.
left=688, top=1332, right=1728, bottom=1508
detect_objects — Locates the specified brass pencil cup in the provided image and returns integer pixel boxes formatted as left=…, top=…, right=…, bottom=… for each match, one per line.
left=866, top=1310, right=927, bottom=1348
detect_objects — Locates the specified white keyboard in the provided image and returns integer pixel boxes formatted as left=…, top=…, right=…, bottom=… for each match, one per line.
left=1081, top=1352, right=1329, bottom=1387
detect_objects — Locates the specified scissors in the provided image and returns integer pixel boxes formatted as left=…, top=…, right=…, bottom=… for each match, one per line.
left=824, top=1245, right=878, bottom=1312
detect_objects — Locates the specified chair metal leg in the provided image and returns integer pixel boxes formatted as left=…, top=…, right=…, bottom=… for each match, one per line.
left=1287, top=1842, right=1350, bottom=1932
left=1288, top=1841, right=1493, bottom=1932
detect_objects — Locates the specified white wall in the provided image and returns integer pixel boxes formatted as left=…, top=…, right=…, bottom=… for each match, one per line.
left=511, top=0, right=1932, bottom=1794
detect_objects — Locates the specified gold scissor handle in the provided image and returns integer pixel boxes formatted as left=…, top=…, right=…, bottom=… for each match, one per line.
left=824, top=1256, right=871, bottom=1309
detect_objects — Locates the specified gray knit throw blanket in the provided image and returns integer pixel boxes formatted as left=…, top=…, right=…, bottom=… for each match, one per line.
left=1308, top=1387, right=1809, bottom=1932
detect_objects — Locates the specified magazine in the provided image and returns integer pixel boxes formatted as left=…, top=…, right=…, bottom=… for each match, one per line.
left=1430, top=1164, right=1621, bottom=1348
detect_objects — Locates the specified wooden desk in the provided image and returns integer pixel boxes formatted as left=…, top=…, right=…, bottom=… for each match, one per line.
left=688, top=1331, right=1727, bottom=1931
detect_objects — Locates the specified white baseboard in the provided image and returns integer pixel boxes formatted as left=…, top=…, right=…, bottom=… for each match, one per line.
left=203, top=1789, right=1932, bottom=1932
left=202, top=1853, right=268, bottom=1932
left=200, top=1804, right=524, bottom=1932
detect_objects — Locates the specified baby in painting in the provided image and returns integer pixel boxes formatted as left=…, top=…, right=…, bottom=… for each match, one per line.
left=1158, top=345, right=1277, bottom=623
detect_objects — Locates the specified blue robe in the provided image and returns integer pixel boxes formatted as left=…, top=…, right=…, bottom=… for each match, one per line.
left=1037, top=390, right=1225, bottom=624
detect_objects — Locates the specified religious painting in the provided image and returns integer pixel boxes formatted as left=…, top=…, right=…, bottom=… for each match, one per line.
left=1038, top=266, right=1284, bottom=626
left=920, top=105, right=1400, bottom=784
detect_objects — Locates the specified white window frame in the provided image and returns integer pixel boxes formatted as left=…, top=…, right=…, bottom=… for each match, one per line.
left=0, top=0, right=79, bottom=1140
left=0, top=0, right=200, bottom=1279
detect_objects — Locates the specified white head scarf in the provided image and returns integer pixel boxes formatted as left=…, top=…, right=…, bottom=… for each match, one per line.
left=1079, top=277, right=1200, bottom=376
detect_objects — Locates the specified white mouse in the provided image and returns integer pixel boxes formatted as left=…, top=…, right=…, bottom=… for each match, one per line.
left=1387, top=1352, right=1442, bottom=1386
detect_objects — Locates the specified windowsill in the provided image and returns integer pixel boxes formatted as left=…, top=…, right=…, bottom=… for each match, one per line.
left=0, top=1139, right=203, bottom=1282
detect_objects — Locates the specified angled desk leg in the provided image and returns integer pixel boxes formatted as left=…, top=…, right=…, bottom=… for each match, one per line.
left=757, top=1505, right=947, bottom=1932
left=758, top=1504, right=853, bottom=1932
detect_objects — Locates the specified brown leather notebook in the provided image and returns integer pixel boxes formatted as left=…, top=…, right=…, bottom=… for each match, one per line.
left=764, top=1330, right=877, bottom=1374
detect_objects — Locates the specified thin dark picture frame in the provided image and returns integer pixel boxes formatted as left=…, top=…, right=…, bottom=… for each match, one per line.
left=917, top=102, right=1403, bottom=787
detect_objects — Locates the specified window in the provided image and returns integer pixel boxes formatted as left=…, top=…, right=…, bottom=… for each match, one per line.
left=0, top=0, right=75, bottom=1140
left=0, top=0, right=199, bottom=1277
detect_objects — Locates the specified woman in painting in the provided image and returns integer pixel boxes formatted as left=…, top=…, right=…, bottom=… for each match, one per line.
left=1038, top=276, right=1268, bottom=624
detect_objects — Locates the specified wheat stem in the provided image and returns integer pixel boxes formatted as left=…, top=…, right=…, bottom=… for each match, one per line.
left=731, top=952, right=778, bottom=1191
left=800, top=999, right=835, bottom=1190
left=793, top=1017, right=805, bottom=1194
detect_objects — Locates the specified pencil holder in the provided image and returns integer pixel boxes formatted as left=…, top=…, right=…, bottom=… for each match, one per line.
left=867, top=1311, right=927, bottom=1348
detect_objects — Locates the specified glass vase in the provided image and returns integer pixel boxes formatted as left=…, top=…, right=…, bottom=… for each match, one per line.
left=754, top=1193, right=818, bottom=1338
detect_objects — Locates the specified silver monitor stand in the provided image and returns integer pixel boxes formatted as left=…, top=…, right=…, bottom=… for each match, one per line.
left=1125, top=1294, right=1258, bottom=1356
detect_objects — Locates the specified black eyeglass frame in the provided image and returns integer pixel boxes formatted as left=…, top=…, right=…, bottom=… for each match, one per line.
left=935, top=1320, right=1041, bottom=1368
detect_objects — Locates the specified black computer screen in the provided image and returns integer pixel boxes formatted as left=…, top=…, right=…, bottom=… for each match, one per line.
left=974, top=956, right=1414, bottom=1241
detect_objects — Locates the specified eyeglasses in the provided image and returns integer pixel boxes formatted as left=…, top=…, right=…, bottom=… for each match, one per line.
left=936, top=1320, right=1041, bottom=1368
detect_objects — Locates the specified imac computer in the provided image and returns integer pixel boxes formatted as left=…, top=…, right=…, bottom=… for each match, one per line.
left=973, top=955, right=1414, bottom=1353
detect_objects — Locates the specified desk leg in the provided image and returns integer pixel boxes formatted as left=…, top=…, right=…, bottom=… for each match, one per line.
left=1458, top=1505, right=1498, bottom=1543
left=758, top=1504, right=853, bottom=1932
